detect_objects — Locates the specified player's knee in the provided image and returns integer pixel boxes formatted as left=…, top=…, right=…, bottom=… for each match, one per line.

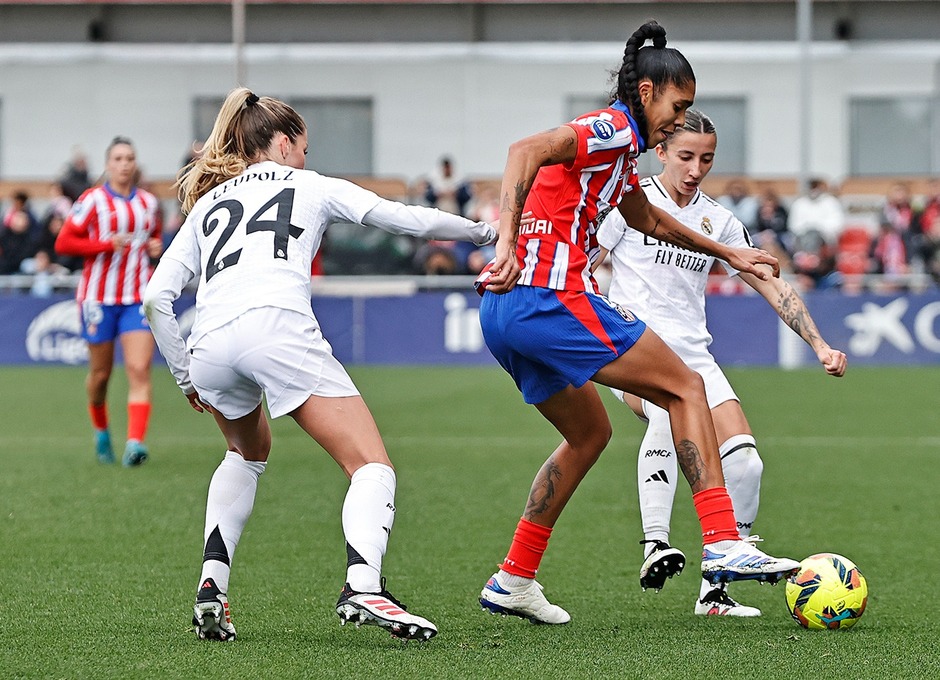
left=583, top=421, right=613, bottom=460
left=662, top=369, right=707, bottom=412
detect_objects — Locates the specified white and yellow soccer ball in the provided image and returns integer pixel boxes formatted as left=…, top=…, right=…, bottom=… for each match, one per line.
left=785, top=553, right=868, bottom=630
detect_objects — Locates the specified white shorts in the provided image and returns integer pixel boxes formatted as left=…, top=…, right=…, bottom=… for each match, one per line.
left=609, top=348, right=739, bottom=415
left=188, top=307, right=359, bottom=420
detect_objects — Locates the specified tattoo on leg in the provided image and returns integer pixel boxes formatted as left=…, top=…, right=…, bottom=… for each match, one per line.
left=676, top=439, right=706, bottom=492
left=524, top=460, right=562, bottom=519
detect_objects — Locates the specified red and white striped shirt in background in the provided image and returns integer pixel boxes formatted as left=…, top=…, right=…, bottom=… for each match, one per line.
left=476, top=100, right=643, bottom=295
left=56, top=184, right=162, bottom=305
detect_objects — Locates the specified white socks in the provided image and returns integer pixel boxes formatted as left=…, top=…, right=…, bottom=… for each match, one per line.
left=719, top=434, right=763, bottom=538
left=636, top=404, right=678, bottom=552
left=199, top=451, right=267, bottom=594
left=342, top=462, right=397, bottom=593
left=636, top=407, right=764, bottom=573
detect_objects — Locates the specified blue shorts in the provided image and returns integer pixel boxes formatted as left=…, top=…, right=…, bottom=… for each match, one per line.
left=479, top=285, right=647, bottom=404
left=80, top=301, right=150, bottom=344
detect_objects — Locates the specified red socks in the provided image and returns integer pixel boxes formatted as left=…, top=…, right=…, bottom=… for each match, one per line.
left=693, top=487, right=741, bottom=544
left=500, top=518, right=553, bottom=579
left=88, top=403, right=108, bottom=431
left=127, top=402, right=151, bottom=442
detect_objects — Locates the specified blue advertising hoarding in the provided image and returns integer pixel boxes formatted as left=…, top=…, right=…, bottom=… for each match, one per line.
left=2, top=290, right=939, bottom=367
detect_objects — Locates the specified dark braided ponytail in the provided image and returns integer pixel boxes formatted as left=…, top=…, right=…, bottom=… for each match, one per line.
left=612, top=20, right=695, bottom=148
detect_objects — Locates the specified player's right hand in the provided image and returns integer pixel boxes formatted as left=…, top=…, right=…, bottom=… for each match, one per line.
left=483, top=238, right=520, bottom=294
left=818, top=346, right=847, bottom=377
left=728, top=247, right=780, bottom=280
left=110, top=234, right=132, bottom=252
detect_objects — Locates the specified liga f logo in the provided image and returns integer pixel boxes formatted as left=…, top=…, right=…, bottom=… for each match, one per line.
left=701, top=217, right=713, bottom=235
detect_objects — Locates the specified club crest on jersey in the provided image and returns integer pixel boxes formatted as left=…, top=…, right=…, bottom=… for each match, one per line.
left=701, top=217, right=713, bottom=235
left=592, top=119, right=616, bottom=141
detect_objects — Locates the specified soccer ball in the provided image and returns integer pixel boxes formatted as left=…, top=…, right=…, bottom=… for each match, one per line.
left=785, top=553, right=868, bottom=630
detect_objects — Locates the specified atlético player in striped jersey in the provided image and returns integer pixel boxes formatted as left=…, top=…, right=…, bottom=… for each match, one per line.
left=477, top=21, right=801, bottom=624
left=596, top=109, right=846, bottom=617
left=56, top=137, right=162, bottom=467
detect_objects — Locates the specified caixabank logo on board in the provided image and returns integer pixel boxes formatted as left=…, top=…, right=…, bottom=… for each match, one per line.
left=844, top=298, right=940, bottom=357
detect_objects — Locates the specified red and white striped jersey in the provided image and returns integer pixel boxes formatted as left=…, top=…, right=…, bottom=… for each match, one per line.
left=517, top=100, right=643, bottom=292
left=57, top=184, right=162, bottom=305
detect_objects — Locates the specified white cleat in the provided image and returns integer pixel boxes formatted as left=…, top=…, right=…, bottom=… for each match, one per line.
left=694, top=587, right=761, bottom=617
left=479, top=573, right=571, bottom=624
left=336, top=581, right=437, bottom=642
left=192, top=578, right=236, bottom=641
left=701, top=536, right=800, bottom=585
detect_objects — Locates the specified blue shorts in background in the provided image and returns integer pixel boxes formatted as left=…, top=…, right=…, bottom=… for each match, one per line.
left=81, top=301, right=150, bottom=344
left=479, top=285, right=647, bottom=404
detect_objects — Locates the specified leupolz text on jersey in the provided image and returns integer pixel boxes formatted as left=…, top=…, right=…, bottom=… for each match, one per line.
left=211, top=169, right=296, bottom=200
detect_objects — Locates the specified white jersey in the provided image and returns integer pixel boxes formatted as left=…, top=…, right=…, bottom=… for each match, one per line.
left=147, top=160, right=493, bottom=395
left=596, top=175, right=755, bottom=356
left=162, top=161, right=382, bottom=347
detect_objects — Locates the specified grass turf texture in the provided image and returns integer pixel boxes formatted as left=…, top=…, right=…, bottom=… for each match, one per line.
left=0, top=365, right=937, bottom=679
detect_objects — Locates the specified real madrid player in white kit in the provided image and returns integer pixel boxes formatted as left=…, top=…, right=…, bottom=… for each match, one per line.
left=595, top=109, right=846, bottom=616
left=144, top=88, right=495, bottom=642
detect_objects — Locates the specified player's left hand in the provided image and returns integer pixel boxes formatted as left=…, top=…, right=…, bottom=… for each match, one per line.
left=186, top=391, right=213, bottom=413
left=818, top=347, right=847, bottom=377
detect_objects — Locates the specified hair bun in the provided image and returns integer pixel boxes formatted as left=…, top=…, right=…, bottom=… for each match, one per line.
left=652, top=35, right=667, bottom=49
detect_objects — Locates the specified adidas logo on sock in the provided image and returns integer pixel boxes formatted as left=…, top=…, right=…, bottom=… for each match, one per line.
left=645, top=469, right=670, bottom=484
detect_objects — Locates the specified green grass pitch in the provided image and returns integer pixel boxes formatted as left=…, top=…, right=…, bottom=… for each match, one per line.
left=1, top=364, right=937, bottom=678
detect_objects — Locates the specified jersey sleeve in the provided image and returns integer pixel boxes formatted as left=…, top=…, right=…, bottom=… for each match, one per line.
left=318, top=175, right=384, bottom=225
left=55, top=189, right=112, bottom=257
left=596, top=207, right=627, bottom=251
left=142, top=257, right=197, bottom=395
left=718, top=214, right=756, bottom=276
left=160, top=213, right=203, bottom=278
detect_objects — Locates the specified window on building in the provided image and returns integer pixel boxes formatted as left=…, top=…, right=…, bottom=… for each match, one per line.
left=289, top=98, right=373, bottom=176
left=565, top=94, right=747, bottom=177
left=850, top=97, right=935, bottom=175
left=192, top=96, right=374, bottom=176
left=193, top=96, right=225, bottom=150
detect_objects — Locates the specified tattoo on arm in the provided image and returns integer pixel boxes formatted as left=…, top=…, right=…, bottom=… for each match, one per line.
left=777, top=284, right=823, bottom=347
left=524, top=459, right=562, bottom=519
left=513, top=181, right=528, bottom=214
left=545, top=134, right=577, bottom=164
left=676, top=439, right=706, bottom=493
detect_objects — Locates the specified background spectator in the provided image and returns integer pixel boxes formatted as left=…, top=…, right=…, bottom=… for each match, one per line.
left=422, top=156, right=472, bottom=217
left=0, top=208, right=38, bottom=274
left=916, top=178, right=940, bottom=282
left=3, top=190, right=41, bottom=241
left=879, top=182, right=919, bottom=271
left=869, top=218, right=909, bottom=292
left=59, top=147, right=92, bottom=203
left=414, top=156, right=474, bottom=274
left=787, top=177, right=845, bottom=247
left=717, top=178, right=758, bottom=231
left=34, top=213, right=81, bottom=273
left=753, top=188, right=792, bottom=256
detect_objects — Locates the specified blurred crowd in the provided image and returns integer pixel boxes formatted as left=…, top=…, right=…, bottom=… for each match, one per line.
left=712, top=176, right=940, bottom=294
left=4, top=147, right=940, bottom=295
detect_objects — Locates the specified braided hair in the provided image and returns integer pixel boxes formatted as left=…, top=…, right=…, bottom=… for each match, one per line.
left=611, top=20, right=695, bottom=149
